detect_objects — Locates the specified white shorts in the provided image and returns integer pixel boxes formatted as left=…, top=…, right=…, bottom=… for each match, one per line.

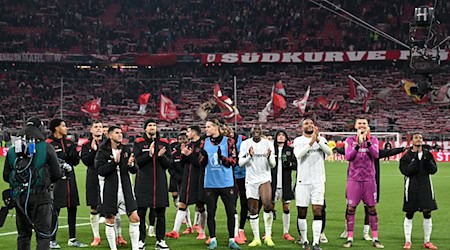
left=99, top=175, right=127, bottom=215
left=117, top=191, right=127, bottom=215
left=295, top=183, right=325, bottom=207
left=273, top=188, right=291, bottom=203
left=246, top=181, right=270, bottom=200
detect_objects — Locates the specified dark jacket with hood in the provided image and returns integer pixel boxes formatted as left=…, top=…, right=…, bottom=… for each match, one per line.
left=133, top=132, right=172, bottom=208
left=271, top=130, right=297, bottom=201
left=179, top=138, right=204, bottom=205
left=81, top=136, right=105, bottom=206
left=46, top=134, right=80, bottom=209
left=94, top=138, right=138, bottom=215
left=400, top=148, right=437, bottom=212
left=169, top=141, right=183, bottom=188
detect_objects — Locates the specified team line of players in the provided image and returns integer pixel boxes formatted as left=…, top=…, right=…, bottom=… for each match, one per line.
left=69, top=116, right=437, bottom=250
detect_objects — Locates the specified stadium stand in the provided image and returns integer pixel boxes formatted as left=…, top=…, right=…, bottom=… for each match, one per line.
left=0, top=0, right=449, bottom=54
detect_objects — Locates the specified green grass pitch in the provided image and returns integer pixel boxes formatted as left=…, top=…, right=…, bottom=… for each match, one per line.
left=1, top=157, right=449, bottom=249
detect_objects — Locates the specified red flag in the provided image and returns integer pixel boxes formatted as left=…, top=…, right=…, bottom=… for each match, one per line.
left=81, top=98, right=101, bottom=119
left=213, top=84, right=242, bottom=122
left=272, top=80, right=287, bottom=118
left=139, top=93, right=151, bottom=104
left=273, top=80, right=286, bottom=96
left=259, top=80, right=287, bottom=120
left=138, top=93, right=151, bottom=115
left=272, top=92, right=286, bottom=118
left=315, top=96, right=339, bottom=111
left=293, top=86, right=310, bottom=115
left=159, top=94, right=179, bottom=122
left=349, top=76, right=357, bottom=100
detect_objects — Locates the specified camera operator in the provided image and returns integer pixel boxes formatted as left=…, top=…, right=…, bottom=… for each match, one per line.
left=2, top=117, right=62, bottom=250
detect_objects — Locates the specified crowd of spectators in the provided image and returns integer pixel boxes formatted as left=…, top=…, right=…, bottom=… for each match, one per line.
left=1, top=0, right=449, bottom=54
left=1, top=0, right=449, bottom=143
left=0, top=62, right=448, bottom=142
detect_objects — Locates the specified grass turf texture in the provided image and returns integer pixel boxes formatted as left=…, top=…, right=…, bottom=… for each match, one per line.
left=0, top=158, right=449, bottom=249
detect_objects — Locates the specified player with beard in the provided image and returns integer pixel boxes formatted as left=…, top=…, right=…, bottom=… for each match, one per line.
left=334, top=144, right=407, bottom=242
left=293, top=118, right=331, bottom=250
left=343, top=117, right=384, bottom=249
left=94, top=126, right=140, bottom=250
left=199, top=119, right=240, bottom=250
left=133, top=119, right=172, bottom=250
left=238, top=124, right=276, bottom=247
left=400, top=133, right=438, bottom=250
left=166, top=125, right=208, bottom=240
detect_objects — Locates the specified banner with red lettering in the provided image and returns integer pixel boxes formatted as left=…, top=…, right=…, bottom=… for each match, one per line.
left=431, top=152, right=450, bottom=162
left=0, top=147, right=8, bottom=157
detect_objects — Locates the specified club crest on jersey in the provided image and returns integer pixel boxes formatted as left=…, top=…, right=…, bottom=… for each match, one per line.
left=210, top=152, right=221, bottom=167
left=286, top=151, right=291, bottom=156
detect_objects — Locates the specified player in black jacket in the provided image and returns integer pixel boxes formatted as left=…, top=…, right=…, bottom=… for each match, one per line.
left=47, top=118, right=87, bottom=248
left=133, top=119, right=172, bottom=250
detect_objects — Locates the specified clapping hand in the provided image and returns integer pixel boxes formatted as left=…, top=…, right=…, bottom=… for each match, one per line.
left=357, top=129, right=365, bottom=144
left=150, top=141, right=155, bottom=156
left=314, top=126, right=320, bottom=142
left=362, top=127, right=371, bottom=141
left=266, top=147, right=271, bottom=159
left=181, top=143, right=193, bottom=156
left=114, top=149, right=122, bottom=163
left=91, top=139, right=98, bottom=151
left=158, top=146, right=166, bottom=157
left=128, top=153, right=135, bottom=167
left=249, top=146, right=254, bottom=157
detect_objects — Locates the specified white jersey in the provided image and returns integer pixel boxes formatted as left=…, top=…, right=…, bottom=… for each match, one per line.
left=293, top=135, right=332, bottom=184
left=112, top=149, right=123, bottom=198
left=238, top=138, right=276, bottom=184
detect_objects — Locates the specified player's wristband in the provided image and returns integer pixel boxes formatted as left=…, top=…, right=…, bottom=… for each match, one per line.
left=366, top=141, right=372, bottom=147
left=354, top=145, right=360, bottom=151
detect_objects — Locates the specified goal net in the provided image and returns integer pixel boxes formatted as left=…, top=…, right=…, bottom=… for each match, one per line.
left=319, top=132, right=402, bottom=161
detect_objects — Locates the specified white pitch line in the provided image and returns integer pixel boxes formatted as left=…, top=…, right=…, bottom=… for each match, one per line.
left=0, top=222, right=91, bottom=237
left=5, top=215, right=91, bottom=220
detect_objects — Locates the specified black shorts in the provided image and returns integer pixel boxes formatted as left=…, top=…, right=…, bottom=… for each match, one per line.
left=168, top=176, right=179, bottom=193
